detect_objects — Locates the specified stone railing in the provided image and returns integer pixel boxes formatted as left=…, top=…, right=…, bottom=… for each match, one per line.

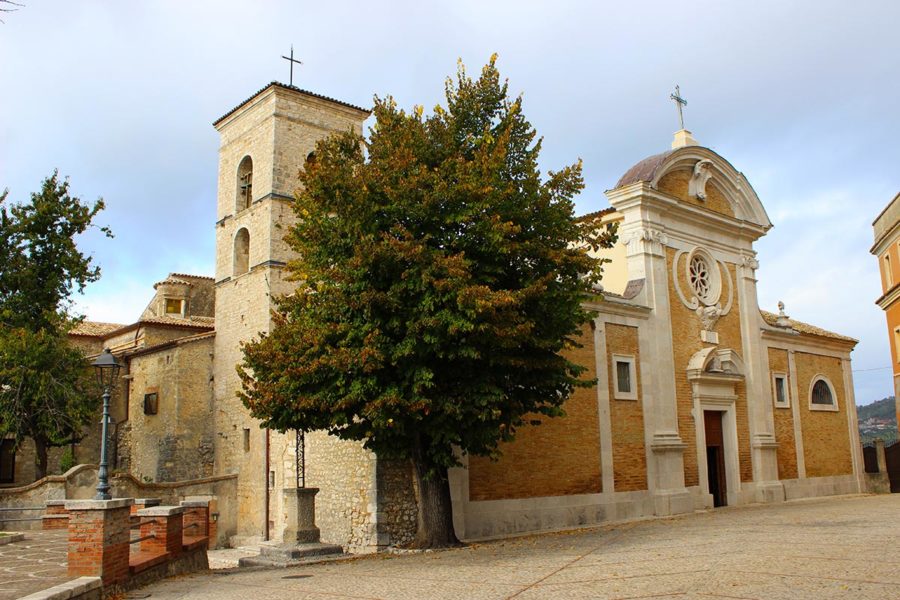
left=0, top=466, right=235, bottom=547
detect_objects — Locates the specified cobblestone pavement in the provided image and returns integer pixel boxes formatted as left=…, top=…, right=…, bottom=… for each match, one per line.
left=143, top=494, right=900, bottom=600
left=0, top=530, right=68, bottom=600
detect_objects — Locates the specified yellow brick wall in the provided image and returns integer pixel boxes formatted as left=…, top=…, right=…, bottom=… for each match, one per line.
left=767, top=348, right=798, bottom=480
left=666, top=248, right=752, bottom=485
left=794, top=351, right=853, bottom=477
left=605, top=323, right=648, bottom=491
left=468, top=324, right=602, bottom=500
left=657, top=170, right=735, bottom=218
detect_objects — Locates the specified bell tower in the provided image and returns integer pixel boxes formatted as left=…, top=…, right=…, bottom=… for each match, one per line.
left=211, top=82, right=369, bottom=543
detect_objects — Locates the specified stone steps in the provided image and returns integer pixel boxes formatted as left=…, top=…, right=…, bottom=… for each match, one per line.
left=238, top=542, right=343, bottom=567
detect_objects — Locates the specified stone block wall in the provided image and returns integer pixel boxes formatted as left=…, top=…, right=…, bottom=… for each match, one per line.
left=126, top=334, right=215, bottom=483
left=212, top=84, right=372, bottom=548
left=304, top=431, right=377, bottom=552
left=375, top=458, right=417, bottom=548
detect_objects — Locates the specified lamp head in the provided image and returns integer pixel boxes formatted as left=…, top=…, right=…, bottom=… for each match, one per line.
left=92, top=348, right=121, bottom=389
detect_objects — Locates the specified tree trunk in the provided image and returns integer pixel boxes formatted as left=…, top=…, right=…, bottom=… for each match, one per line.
left=410, top=434, right=460, bottom=548
left=34, top=436, right=48, bottom=480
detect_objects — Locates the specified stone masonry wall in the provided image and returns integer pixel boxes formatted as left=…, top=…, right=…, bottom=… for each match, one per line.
left=126, top=334, right=215, bottom=483
left=304, top=432, right=376, bottom=552
left=212, top=85, right=371, bottom=547
left=605, top=323, right=648, bottom=491
left=376, top=458, right=417, bottom=548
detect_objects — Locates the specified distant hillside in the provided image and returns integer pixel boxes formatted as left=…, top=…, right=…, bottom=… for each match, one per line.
left=857, top=396, right=898, bottom=445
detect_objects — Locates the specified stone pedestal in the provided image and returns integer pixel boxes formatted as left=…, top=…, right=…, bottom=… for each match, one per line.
left=65, top=498, right=133, bottom=586
left=282, top=487, right=321, bottom=544
left=238, top=488, right=342, bottom=567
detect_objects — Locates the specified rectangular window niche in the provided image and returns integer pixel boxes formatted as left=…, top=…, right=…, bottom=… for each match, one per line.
left=612, top=354, right=637, bottom=401
left=772, top=372, right=789, bottom=408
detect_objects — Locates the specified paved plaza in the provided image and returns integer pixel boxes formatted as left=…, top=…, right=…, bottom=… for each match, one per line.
left=2, top=494, right=898, bottom=599
left=0, top=530, right=68, bottom=600
left=143, top=494, right=900, bottom=600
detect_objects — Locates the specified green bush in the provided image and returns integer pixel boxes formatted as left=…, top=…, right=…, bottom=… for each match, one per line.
left=59, top=447, right=76, bottom=473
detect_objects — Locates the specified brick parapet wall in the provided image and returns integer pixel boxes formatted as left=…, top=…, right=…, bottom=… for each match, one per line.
left=136, top=505, right=185, bottom=558
left=66, top=498, right=133, bottom=586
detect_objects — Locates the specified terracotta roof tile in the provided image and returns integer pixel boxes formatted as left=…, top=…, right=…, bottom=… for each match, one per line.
left=213, top=81, right=370, bottom=127
left=69, top=321, right=127, bottom=337
left=615, top=150, right=674, bottom=189
left=154, top=276, right=193, bottom=288
left=125, top=331, right=216, bottom=359
left=760, top=310, right=856, bottom=343
left=139, top=315, right=215, bottom=329
left=575, top=207, right=617, bottom=222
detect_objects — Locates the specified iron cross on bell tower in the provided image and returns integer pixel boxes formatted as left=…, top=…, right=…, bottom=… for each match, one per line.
left=282, top=45, right=303, bottom=86
left=670, top=85, right=687, bottom=130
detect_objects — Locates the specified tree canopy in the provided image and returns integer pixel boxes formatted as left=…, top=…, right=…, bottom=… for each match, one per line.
left=0, top=171, right=111, bottom=478
left=239, top=56, right=617, bottom=546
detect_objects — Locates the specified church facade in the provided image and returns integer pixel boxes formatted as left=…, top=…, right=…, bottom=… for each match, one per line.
left=3, top=81, right=865, bottom=551
left=455, top=132, right=864, bottom=538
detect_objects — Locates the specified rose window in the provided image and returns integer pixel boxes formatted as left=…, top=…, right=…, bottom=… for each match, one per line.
left=689, top=255, right=712, bottom=302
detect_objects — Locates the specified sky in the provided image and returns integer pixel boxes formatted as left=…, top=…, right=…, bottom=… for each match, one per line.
left=1, top=1, right=898, bottom=405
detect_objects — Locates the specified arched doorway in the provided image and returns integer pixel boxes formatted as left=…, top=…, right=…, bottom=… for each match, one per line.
left=687, top=347, right=745, bottom=508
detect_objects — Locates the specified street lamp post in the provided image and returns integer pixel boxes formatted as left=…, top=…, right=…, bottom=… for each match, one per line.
left=91, top=348, right=121, bottom=500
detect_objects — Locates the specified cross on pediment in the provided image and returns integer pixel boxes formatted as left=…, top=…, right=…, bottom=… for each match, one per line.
left=670, top=85, right=687, bottom=130
left=282, top=45, right=303, bottom=87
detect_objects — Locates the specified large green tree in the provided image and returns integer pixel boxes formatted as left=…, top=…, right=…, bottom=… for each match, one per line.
left=239, top=57, right=617, bottom=547
left=0, top=172, right=111, bottom=479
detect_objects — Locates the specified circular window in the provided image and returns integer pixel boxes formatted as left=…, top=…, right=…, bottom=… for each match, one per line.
left=689, top=256, right=711, bottom=301
left=685, top=248, right=721, bottom=306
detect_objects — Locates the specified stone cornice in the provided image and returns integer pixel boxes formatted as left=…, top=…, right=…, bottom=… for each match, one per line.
left=216, top=193, right=296, bottom=226
left=761, top=328, right=856, bottom=355
left=875, top=282, right=900, bottom=309
left=612, top=184, right=769, bottom=243
left=586, top=297, right=652, bottom=319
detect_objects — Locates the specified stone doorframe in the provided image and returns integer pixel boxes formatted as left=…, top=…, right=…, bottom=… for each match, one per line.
left=688, top=347, right=745, bottom=509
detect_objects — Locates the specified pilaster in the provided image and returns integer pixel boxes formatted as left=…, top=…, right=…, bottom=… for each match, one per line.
left=620, top=218, right=691, bottom=514
left=736, top=254, right=783, bottom=502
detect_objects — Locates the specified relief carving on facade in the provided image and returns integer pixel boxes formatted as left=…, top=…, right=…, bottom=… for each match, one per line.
left=688, top=159, right=714, bottom=200
left=626, top=227, right=668, bottom=254
left=672, top=247, right=734, bottom=336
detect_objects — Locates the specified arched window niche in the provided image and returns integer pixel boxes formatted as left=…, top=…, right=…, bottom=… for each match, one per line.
left=233, top=228, right=250, bottom=277
left=236, top=155, right=253, bottom=212
left=808, top=375, right=838, bottom=412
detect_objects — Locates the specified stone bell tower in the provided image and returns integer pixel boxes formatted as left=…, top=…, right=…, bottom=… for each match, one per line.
left=211, top=82, right=369, bottom=544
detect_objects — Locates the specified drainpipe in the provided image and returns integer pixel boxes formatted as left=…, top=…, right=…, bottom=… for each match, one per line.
left=264, top=428, right=270, bottom=541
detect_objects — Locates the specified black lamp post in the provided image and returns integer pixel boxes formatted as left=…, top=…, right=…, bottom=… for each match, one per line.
left=91, top=348, right=121, bottom=500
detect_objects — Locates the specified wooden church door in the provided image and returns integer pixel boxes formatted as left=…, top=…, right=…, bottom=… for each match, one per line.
left=704, top=410, right=728, bottom=507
